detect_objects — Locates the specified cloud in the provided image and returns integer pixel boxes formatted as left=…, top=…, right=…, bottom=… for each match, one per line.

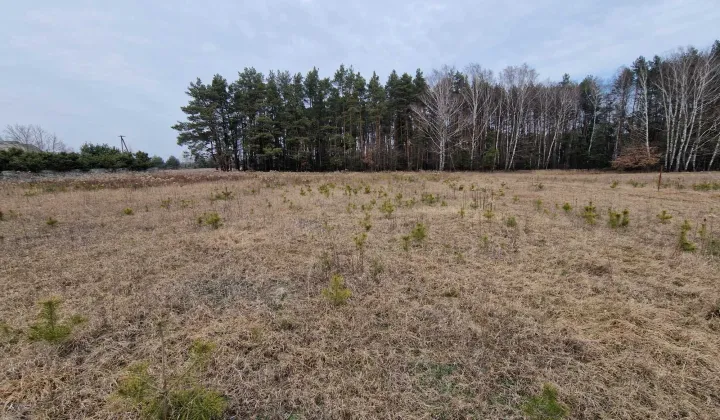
left=0, top=0, right=717, bottom=157
left=201, top=42, right=219, bottom=54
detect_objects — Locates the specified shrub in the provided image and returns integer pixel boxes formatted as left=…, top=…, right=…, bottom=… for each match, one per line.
left=123, top=208, right=134, bottom=216
left=657, top=210, right=672, bottom=224
left=210, top=187, right=233, bottom=201
left=318, top=183, right=332, bottom=198
left=611, top=145, right=660, bottom=170
left=505, top=216, right=517, bottom=228
left=46, top=216, right=58, bottom=226
left=410, top=222, right=427, bottom=243
left=401, top=223, right=428, bottom=251
left=322, top=274, right=352, bottom=306
left=561, top=202, right=572, bottom=213
left=0, top=145, right=156, bottom=172
left=116, top=339, right=226, bottom=420
left=198, top=212, right=222, bottom=229
left=608, top=209, right=629, bottom=228
left=534, top=199, right=543, bottom=211
left=28, top=298, right=86, bottom=343
left=679, top=220, right=696, bottom=252
left=610, top=180, right=619, bottom=189
left=582, top=202, right=598, bottom=225
left=459, top=207, right=466, bottom=218
left=522, top=383, right=570, bottom=420
left=380, top=200, right=395, bottom=218
left=353, top=232, right=367, bottom=251
left=704, top=237, right=720, bottom=257
left=360, top=213, right=372, bottom=231
left=628, top=180, right=645, bottom=188
left=692, top=182, right=720, bottom=191
left=421, top=193, right=439, bottom=205
left=483, top=209, right=494, bottom=220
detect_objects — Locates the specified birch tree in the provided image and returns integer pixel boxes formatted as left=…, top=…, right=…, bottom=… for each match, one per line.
left=462, top=64, right=495, bottom=169
left=500, top=64, right=537, bottom=169
left=413, top=67, right=466, bottom=171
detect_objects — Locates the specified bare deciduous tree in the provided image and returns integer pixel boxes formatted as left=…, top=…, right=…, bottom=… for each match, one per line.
left=413, top=67, right=467, bottom=171
left=462, top=64, right=496, bottom=169
left=500, top=64, right=537, bottom=169
left=2, top=124, right=69, bottom=152
left=656, top=46, right=720, bottom=171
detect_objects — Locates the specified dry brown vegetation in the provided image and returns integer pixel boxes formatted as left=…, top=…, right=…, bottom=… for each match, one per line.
left=1, top=169, right=720, bottom=419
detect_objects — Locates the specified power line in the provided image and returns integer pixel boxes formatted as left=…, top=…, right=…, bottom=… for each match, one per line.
left=118, top=135, right=129, bottom=153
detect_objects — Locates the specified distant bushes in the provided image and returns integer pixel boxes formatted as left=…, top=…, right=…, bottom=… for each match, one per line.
left=0, top=144, right=178, bottom=173
left=611, top=146, right=660, bottom=171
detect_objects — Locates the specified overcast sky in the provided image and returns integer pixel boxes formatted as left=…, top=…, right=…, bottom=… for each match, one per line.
left=1, top=0, right=718, bottom=158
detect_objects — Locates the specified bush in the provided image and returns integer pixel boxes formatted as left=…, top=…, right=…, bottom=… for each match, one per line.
left=46, top=216, right=58, bottom=226
left=611, top=145, right=660, bottom=171
left=561, top=202, right=572, bottom=213
left=123, top=208, right=134, bottom=216
left=0, top=144, right=159, bottom=173
left=322, top=274, right=352, bottom=306
left=505, top=216, right=517, bottom=228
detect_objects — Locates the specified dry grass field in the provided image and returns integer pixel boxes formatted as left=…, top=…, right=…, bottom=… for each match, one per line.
left=1, top=169, right=720, bottom=419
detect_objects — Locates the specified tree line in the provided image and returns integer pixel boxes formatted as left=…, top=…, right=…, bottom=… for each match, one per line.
left=0, top=144, right=181, bottom=172
left=0, top=124, right=182, bottom=172
left=174, top=40, right=720, bottom=172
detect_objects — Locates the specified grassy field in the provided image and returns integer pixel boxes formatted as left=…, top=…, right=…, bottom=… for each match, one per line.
left=1, top=169, right=720, bottom=419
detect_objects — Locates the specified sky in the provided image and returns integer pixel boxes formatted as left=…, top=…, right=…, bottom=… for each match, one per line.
left=1, top=0, right=718, bottom=158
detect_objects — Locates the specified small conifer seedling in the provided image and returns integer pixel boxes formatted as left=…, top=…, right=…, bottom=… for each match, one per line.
left=28, top=297, right=86, bottom=343
left=522, top=383, right=570, bottom=420
left=679, top=220, right=696, bottom=252
left=657, top=210, right=672, bottom=224
left=322, top=274, right=352, bottom=306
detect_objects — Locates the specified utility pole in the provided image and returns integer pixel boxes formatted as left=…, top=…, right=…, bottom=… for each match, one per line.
left=119, top=135, right=129, bottom=153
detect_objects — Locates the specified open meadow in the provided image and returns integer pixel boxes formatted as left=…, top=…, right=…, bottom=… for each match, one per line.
left=1, top=169, right=720, bottom=419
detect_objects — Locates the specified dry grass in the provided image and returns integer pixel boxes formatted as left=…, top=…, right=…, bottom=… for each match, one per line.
left=1, top=169, right=720, bottom=419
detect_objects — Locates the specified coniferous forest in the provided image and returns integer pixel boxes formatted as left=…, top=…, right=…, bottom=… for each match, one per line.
left=173, top=40, right=720, bottom=172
